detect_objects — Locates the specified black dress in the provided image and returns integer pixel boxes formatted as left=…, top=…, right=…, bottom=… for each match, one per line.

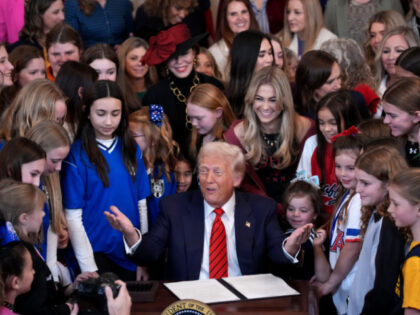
left=143, top=70, right=224, bottom=157
left=15, top=243, right=70, bottom=315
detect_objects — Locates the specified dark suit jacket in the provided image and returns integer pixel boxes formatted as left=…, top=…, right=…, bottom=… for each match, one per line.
left=130, top=190, right=291, bottom=281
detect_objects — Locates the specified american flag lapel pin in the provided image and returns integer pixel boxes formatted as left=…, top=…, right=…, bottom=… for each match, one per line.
left=245, top=221, right=251, bottom=228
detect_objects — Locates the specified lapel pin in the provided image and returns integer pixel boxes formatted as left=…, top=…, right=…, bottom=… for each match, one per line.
left=245, top=221, right=251, bottom=228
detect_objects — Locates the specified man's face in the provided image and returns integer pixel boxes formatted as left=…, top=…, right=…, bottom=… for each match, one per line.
left=198, top=155, right=241, bottom=208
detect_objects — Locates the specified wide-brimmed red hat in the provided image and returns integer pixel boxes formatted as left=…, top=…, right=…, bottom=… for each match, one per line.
left=141, top=23, right=207, bottom=66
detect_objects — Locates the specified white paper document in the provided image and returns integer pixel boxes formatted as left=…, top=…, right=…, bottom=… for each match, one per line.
left=164, top=279, right=240, bottom=304
left=164, top=274, right=300, bottom=304
left=223, top=273, right=300, bottom=299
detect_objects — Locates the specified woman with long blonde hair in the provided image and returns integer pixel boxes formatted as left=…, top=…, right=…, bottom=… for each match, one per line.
left=225, top=66, right=314, bottom=204
left=279, top=0, right=336, bottom=59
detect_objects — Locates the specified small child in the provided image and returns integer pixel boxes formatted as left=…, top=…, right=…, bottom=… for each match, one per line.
left=129, top=105, right=178, bottom=228
left=274, top=171, right=322, bottom=280
left=174, top=155, right=194, bottom=193
left=312, top=128, right=366, bottom=315
left=388, top=169, right=420, bottom=314
left=0, top=242, right=34, bottom=315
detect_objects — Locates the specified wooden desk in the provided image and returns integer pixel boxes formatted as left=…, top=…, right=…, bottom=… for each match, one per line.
left=131, top=280, right=318, bottom=315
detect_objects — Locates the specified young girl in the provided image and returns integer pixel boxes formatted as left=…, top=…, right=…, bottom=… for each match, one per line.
left=194, top=48, right=223, bottom=81
left=298, top=91, right=362, bottom=218
left=0, top=241, right=35, bottom=315
left=388, top=168, right=420, bottom=314
left=347, top=146, right=408, bottom=315
left=25, top=121, right=71, bottom=282
left=274, top=174, right=322, bottom=280
left=82, top=43, right=118, bottom=81
left=187, top=83, right=235, bottom=160
left=0, top=138, right=46, bottom=187
left=61, top=80, right=150, bottom=280
left=0, top=179, right=77, bottom=314
left=129, top=105, right=178, bottom=227
left=312, top=130, right=366, bottom=315
left=174, top=155, right=194, bottom=193
left=382, top=77, right=420, bottom=167
left=0, top=79, right=67, bottom=141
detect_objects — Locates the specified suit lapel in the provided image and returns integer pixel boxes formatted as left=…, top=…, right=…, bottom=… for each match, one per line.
left=182, top=191, right=205, bottom=279
left=234, top=192, right=254, bottom=275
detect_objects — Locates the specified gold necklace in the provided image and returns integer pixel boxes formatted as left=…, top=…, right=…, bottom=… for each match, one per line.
left=169, top=72, right=200, bottom=129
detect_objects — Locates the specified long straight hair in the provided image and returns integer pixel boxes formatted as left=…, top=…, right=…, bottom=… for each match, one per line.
left=316, top=90, right=361, bottom=185
left=76, top=80, right=137, bottom=187
left=26, top=121, right=71, bottom=235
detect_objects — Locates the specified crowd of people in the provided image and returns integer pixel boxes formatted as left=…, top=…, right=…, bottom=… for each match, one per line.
left=0, top=0, right=419, bottom=314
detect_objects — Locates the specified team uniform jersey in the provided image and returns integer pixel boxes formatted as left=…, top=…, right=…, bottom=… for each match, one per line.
left=147, top=165, right=177, bottom=227
left=297, top=135, right=338, bottom=216
left=401, top=240, right=420, bottom=310
left=61, top=137, right=151, bottom=271
left=329, top=191, right=362, bottom=314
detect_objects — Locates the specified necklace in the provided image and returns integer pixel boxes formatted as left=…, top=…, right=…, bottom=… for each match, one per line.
left=262, top=133, right=279, bottom=149
left=169, top=72, right=200, bottom=129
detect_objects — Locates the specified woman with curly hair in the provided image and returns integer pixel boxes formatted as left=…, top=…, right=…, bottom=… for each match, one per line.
left=64, top=0, right=133, bottom=48
left=320, top=38, right=379, bottom=116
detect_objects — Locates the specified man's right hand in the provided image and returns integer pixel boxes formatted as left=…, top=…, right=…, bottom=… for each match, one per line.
left=105, top=206, right=139, bottom=247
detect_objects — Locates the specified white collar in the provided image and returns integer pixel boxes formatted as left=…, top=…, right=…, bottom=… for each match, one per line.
left=203, top=191, right=236, bottom=220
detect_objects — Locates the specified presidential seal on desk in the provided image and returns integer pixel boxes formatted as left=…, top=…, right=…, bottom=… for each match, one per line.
left=161, top=299, right=216, bottom=315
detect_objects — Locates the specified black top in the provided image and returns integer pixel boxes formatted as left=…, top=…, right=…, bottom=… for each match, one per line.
left=143, top=71, right=224, bottom=157
left=15, top=243, right=70, bottom=315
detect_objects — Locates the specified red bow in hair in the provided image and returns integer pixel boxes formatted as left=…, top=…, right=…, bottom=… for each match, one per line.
left=141, top=24, right=191, bottom=66
left=331, top=126, right=359, bottom=143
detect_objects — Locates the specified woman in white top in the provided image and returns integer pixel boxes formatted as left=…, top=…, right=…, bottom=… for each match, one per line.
left=279, top=0, right=336, bottom=59
left=209, top=0, right=259, bottom=81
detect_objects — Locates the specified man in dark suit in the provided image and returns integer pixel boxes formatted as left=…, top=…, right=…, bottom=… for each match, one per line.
left=106, top=142, right=312, bottom=281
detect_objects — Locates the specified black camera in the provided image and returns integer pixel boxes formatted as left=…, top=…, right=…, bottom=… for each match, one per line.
left=76, top=272, right=121, bottom=315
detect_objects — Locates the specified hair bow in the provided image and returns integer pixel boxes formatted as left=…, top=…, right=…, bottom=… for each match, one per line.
left=291, top=170, right=320, bottom=189
left=331, top=126, right=359, bottom=143
left=150, top=105, right=164, bottom=127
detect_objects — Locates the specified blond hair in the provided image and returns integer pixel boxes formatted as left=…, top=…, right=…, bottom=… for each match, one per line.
left=375, top=26, right=420, bottom=84
left=280, top=0, right=324, bottom=53
left=0, top=179, right=46, bottom=243
left=25, top=121, right=70, bottom=235
left=356, top=146, right=408, bottom=235
left=198, top=142, right=246, bottom=177
left=0, top=79, right=66, bottom=140
left=243, top=66, right=298, bottom=168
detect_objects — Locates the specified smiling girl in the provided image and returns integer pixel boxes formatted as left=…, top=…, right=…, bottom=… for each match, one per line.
left=61, top=80, right=150, bottom=280
left=298, top=91, right=362, bottom=217
left=382, top=77, right=420, bottom=167
left=347, top=146, right=408, bottom=315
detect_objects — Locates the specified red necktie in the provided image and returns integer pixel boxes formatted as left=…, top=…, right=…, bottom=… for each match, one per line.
left=209, top=208, right=228, bottom=278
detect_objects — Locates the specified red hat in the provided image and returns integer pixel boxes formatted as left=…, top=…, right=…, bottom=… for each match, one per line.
left=141, top=23, right=207, bottom=66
